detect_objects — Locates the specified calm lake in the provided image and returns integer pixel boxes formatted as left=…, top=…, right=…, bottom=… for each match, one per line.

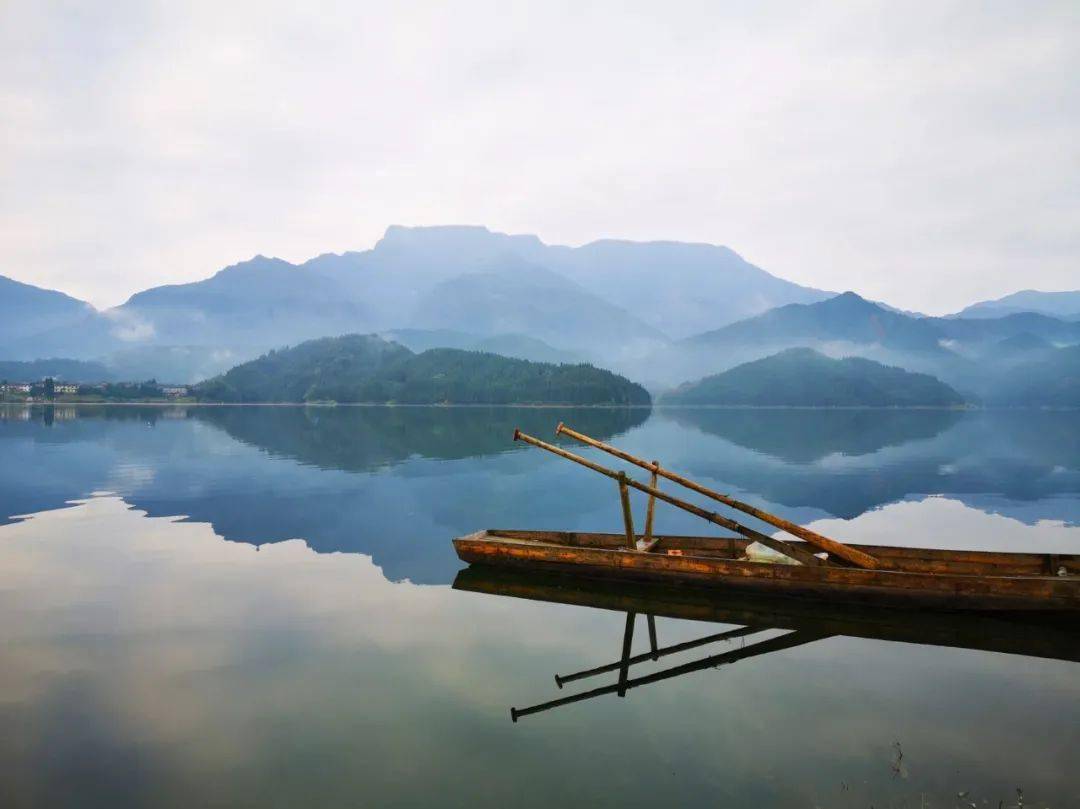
left=1, top=404, right=1077, bottom=808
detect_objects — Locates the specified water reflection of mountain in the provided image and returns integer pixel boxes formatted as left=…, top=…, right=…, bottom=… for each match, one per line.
left=1, top=405, right=1077, bottom=584
left=0, top=405, right=652, bottom=583
left=662, top=408, right=964, bottom=463
left=660, top=409, right=1080, bottom=522
left=0, top=405, right=180, bottom=524
left=190, top=405, right=650, bottom=471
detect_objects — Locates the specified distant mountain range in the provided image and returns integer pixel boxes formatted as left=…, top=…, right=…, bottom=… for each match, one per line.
left=0, top=275, right=95, bottom=345
left=0, top=358, right=114, bottom=383
left=0, top=225, right=1077, bottom=406
left=0, top=226, right=832, bottom=380
left=662, top=348, right=966, bottom=407
left=954, top=290, right=1080, bottom=320
left=652, top=291, right=1080, bottom=397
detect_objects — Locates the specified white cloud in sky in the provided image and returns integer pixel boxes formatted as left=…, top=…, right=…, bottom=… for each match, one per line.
left=1, top=0, right=1077, bottom=312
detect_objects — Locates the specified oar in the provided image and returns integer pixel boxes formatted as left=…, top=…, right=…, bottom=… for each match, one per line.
left=514, top=429, right=824, bottom=567
left=554, top=422, right=881, bottom=570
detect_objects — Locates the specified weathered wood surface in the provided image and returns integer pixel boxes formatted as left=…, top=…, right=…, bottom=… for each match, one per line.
left=643, top=465, right=659, bottom=544
left=481, top=529, right=1079, bottom=576
left=453, top=530, right=1080, bottom=612
left=453, top=566, right=1080, bottom=662
left=617, top=474, right=635, bottom=550
left=554, top=422, right=881, bottom=570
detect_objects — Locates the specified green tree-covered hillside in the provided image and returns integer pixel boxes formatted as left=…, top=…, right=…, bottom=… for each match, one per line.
left=195, top=334, right=650, bottom=405
left=662, top=348, right=965, bottom=407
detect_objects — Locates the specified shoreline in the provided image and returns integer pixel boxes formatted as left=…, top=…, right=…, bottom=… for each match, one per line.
left=1, top=401, right=1076, bottom=411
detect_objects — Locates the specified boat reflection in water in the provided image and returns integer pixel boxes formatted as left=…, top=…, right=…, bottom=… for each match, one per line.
left=453, top=567, right=1080, bottom=723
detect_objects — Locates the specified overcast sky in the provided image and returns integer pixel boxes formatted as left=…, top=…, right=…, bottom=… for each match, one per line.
left=1, top=1, right=1077, bottom=313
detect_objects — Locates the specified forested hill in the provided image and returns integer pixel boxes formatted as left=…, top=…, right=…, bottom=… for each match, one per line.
left=661, top=348, right=966, bottom=407
left=987, top=344, right=1080, bottom=407
left=194, top=334, right=651, bottom=405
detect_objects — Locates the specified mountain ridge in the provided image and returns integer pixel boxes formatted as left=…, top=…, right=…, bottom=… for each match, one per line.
left=0, top=225, right=833, bottom=377
left=0, top=275, right=97, bottom=344
left=2, top=227, right=1078, bottom=394
left=954, top=290, right=1080, bottom=320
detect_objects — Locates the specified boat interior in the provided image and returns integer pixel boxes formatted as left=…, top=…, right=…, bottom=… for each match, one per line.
left=476, top=529, right=1080, bottom=578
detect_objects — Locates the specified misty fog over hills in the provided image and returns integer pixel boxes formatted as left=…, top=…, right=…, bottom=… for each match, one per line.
left=0, top=225, right=829, bottom=380
left=1, top=224, right=1078, bottom=406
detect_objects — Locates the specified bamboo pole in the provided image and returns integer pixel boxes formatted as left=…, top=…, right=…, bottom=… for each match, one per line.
left=617, top=473, right=636, bottom=549
left=513, top=430, right=823, bottom=567
left=643, top=463, right=659, bottom=544
left=554, top=422, right=880, bottom=570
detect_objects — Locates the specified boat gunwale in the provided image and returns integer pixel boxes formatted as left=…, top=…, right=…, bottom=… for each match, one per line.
left=467, top=529, right=1080, bottom=574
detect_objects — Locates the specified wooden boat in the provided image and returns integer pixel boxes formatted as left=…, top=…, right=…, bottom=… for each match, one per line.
left=452, top=423, right=1080, bottom=613
left=454, top=529, right=1080, bottom=612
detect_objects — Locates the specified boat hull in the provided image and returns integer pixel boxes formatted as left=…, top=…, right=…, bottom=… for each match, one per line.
left=453, top=566, right=1080, bottom=662
left=453, top=530, right=1080, bottom=612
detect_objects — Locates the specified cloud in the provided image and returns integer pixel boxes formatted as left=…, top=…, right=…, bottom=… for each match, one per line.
left=103, top=308, right=155, bottom=342
left=0, top=1, right=1078, bottom=313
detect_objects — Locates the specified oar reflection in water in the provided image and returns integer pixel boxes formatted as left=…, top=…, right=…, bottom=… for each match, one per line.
left=451, top=567, right=1080, bottom=723
left=510, top=611, right=831, bottom=722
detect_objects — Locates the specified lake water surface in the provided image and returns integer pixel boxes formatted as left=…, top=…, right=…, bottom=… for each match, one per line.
left=1, top=405, right=1077, bottom=808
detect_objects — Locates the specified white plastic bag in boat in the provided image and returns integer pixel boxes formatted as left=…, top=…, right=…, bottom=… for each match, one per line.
left=742, top=542, right=828, bottom=565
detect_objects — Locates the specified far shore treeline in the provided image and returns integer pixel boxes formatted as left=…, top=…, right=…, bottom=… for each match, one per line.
left=3, top=335, right=1079, bottom=407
